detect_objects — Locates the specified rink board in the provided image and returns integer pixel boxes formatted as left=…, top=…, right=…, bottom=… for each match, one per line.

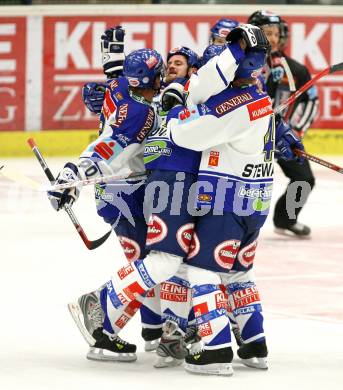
left=0, top=4, right=343, bottom=133
left=1, top=129, right=343, bottom=157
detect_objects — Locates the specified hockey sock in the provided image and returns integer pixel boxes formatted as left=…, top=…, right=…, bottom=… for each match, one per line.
left=192, top=283, right=231, bottom=349
left=104, top=251, right=182, bottom=315
left=140, top=285, right=163, bottom=329
left=227, top=279, right=265, bottom=343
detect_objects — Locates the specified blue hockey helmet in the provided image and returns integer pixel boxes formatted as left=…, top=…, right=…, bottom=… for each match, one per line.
left=123, top=48, right=164, bottom=89
left=235, top=47, right=268, bottom=79
left=202, top=44, right=227, bottom=66
left=209, top=18, right=239, bottom=44
left=167, top=46, right=201, bottom=70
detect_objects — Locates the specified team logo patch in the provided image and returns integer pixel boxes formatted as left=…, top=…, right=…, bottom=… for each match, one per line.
left=178, top=106, right=199, bottom=123
left=146, top=55, right=158, bottom=69
left=123, top=282, right=145, bottom=301
left=214, top=240, right=241, bottom=270
left=117, top=263, right=135, bottom=280
left=94, top=141, right=116, bottom=160
left=124, top=300, right=141, bottom=316
left=208, top=151, right=219, bottom=167
left=127, top=77, right=140, bottom=87
left=237, top=240, right=258, bottom=268
left=218, top=27, right=230, bottom=37
left=188, top=231, right=200, bottom=260
left=124, top=299, right=142, bottom=317
left=247, top=96, right=273, bottom=121
left=146, top=215, right=168, bottom=245
left=160, top=282, right=188, bottom=302
left=233, top=285, right=260, bottom=309
left=193, top=301, right=209, bottom=317
left=103, top=90, right=117, bottom=119
left=118, top=236, right=141, bottom=262
left=215, top=291, right=229, bottom=310
left=109, top=79, right=119, bottom=90
left=176, top=223, right=195, bottom=253
left=115, top=314, right=130, bottom=329
left=115, top=92, right=123, bottom=101
left=198, top=322, right=213, bottom=337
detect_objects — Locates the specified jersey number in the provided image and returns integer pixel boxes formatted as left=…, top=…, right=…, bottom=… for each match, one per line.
left=263, top=115, right=275, bottom=162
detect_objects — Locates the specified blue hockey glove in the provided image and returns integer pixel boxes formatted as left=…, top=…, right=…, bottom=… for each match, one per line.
left=82, top=82, right=106, bottom=115
left=48, top=162, right=82, bottom=211
left=101, top=26, right=125, bottom=77
left=275, top=115, right=305, bottom=163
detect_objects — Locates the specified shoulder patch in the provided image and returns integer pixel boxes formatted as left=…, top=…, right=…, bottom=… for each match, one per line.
left=247, top=96, right=273, bottom=121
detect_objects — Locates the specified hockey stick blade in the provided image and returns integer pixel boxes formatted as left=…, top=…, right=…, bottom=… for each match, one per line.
left=27, top=138, right=112, bottom=250
left=294, top=149, right=343, bottom=175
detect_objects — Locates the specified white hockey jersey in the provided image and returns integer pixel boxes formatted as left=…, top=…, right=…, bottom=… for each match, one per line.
left=168, top=86, right=275, bottom=216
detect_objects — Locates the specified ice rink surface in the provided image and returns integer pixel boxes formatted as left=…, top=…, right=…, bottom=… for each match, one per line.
left=1, top=157, right=343, bottom=390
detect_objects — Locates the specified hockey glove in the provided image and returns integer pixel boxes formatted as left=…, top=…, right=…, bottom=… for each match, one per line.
left=48, top=162, right=82, bottom=211
left=275, top=115, right=305, bottom=163
left=82, top=82, right=106, bottom=115
left=101, top=26, right=125, bottom=78
left=161, top=79, right=186, bottom=112
left=226, top=24, right=271, bottom=52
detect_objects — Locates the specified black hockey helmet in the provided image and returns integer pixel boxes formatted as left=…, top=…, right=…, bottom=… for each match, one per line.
left=248, top=10, right=288, bottom=46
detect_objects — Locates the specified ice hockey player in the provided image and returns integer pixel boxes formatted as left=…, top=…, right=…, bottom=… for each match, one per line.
left=166, top=24, right=305, bottom=376
left=83, top=40, right=204, bottom=367
left=82, top=27, right=165, bottom=356
left=49, top=46, right=164, bottom=362
left=248, top=10, right=318, bottom=238
left=143, top=47, right=203, bottom=367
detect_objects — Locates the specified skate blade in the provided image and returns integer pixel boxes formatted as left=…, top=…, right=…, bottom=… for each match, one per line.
left=68, top=302, right=96, bottom=346
left=184, top=362, right=233, bottom=376
left=240, top=357, right=268, bottom=370
left=274, top=228, right=311, bottom=239
left=154, top=356, right=183, bottom=368
left=87, top=347, right=137, bottom=362
left=145, top=339, right=160, bottom=352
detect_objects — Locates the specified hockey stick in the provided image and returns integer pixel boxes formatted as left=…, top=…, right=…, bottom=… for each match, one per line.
left=42, top=170, right=147, bottom=192
left=293, top=149, right=343, bottom=175
left=275, top=61, right=343, bottom=115
left=27, top=138, right=111, bottom=250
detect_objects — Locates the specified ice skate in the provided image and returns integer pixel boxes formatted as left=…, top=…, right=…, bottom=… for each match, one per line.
left=68, top=290, right=137, bottom=362
left=237, top=339, right=268, bottom=369
left=184, top=347, right=234, bottom=376
left=274, top=222, right=311, bottom=239
left=141, top=327, right=163, bottom=352
left=87, top=327, right=137, bottom=362
left=68, top=289, right=104, bottom=346
left=154, top=320, right=188, bottom=368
